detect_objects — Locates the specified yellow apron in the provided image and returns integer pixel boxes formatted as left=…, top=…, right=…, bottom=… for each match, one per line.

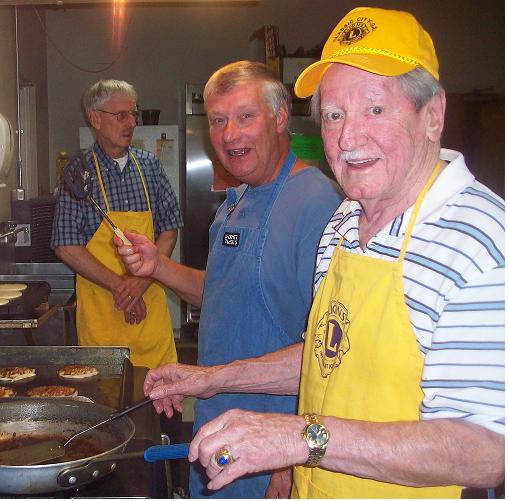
left=76, top=151, right=177, bottom=369
left=293, top=163, right=462, bottom=498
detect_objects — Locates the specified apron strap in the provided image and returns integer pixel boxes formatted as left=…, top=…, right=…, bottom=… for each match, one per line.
left=129, top=152, right=152, bottom=212
left=398, top=159, right=441, bottom=262
left=259, top=150, right=297, bottom=228
left=92, top=147, right=151, bottom=212
left=223, top=150, right=297, bottom=227
left=93, top=150, right=111, bottom=212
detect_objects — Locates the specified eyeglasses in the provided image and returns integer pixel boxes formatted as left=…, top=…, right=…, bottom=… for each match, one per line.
left=97, top=109, right=139, bottom=123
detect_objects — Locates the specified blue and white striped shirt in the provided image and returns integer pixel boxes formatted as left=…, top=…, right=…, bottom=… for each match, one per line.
left=314, top=149, right=505, bottom=435
left=51, top=143, right=183, bottom=247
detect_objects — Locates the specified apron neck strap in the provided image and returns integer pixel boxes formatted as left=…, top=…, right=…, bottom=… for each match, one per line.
left=92, top=150, right=110, bottom=212
left=92, top=149, right=151, bottom=212
left=398, top=159, right=441, bottom=260
left=129, top=152, right=152, bottom=212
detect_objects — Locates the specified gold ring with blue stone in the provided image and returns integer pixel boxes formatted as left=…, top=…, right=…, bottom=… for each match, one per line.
left=214, top=447, right=235, bottom=467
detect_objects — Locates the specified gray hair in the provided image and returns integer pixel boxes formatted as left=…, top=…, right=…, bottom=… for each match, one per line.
left=204, top=60, right=292, bottom=117
left=310, top=67, right=443, bottom=123
left=82, top=79, right=137, bottom=117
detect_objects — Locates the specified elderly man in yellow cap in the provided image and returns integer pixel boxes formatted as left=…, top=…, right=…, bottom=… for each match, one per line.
left=119, top=7, right=505, bottom=498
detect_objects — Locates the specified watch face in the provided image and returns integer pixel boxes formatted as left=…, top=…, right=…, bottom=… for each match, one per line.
left=308, top=423, right=329, bottom=446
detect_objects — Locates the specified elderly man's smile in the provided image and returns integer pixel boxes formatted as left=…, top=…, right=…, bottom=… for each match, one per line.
left=345, top=158, right=378, bottom=168
left=227, top=148, right=250, bottom=157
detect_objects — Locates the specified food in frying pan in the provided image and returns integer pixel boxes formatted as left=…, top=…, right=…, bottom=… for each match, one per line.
left=0, top=433, right=106, bottom=464
left=0, top=367, right=36, bottom=383
left=0, top=291, right=21, bottom=300
left=0, top=386, right=16, bottom=398
left=58, top=364, right=99, bottom=380
left=27, top=385, right=78, bottom=398
left=0, top=283, right=27, bottom=291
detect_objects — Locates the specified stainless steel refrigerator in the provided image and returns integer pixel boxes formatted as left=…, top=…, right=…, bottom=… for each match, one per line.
left=182, top=83, right=332, bottom=327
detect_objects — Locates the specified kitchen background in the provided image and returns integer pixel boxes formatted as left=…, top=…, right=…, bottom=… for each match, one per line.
left=0, top=0, right=504, bottom=332
left=0, top=0, right=504, bottom=210
left=0, top=2, right=503, bottom=495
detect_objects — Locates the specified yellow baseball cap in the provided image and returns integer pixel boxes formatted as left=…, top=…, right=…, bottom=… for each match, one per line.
left=294, top=7, right=439, bottom=98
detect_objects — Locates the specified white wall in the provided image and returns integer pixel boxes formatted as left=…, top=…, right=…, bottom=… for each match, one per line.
left=41, top=0, right=505, bottom=191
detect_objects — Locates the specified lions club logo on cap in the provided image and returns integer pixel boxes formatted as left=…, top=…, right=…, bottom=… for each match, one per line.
left=314, top=300, right=350, bottom=378
left=334, top=16, right=377, bottom=46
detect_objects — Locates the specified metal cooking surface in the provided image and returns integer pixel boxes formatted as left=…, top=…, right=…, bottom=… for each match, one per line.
left=0, top=348, right=168, bottom=498
left=0, top=347, right=132, bottom=409
left=0, top=281, right=51, bottom=318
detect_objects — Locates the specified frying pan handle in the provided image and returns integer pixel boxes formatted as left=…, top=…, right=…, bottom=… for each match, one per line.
left=144, top=443, right=190, bottom=462
left=57, top=443, right=190, bottom=488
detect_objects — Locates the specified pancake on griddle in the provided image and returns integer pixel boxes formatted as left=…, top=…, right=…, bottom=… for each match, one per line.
left=57, top=364, right=99, bottom=380
left=26, top=385, right=78, bottom=398
left=0, top=366, right=36, bottom=382
left=0, top=291, right=22, bottom=300
left=0, top=283, right=28, bottom=291
left=0, top=386, right=16, bottom=398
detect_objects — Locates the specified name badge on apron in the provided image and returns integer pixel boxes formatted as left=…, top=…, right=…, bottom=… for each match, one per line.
left=223, top=231, right=240, bottom=247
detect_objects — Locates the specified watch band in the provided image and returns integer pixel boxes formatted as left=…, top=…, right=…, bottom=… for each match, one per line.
left=302, top=413, right=328, bottom=467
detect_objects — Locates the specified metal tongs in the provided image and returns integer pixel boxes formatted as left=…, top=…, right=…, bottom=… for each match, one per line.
left=62, top=150, right=131, bottom=245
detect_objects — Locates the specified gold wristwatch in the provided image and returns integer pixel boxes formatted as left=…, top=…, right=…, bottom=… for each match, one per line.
left=302, top=413, right=329, bottom=467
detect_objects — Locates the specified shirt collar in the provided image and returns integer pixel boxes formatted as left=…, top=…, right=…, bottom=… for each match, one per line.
left=92, top=142, right=132, bottom=171
left=333, top=149, right=473, bottom=242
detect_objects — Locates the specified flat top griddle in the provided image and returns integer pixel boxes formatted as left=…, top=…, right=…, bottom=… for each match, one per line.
left=0, top=347, right=132, bottom=410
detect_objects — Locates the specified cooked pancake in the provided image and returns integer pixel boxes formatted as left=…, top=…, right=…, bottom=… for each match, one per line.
left=26, top=385, right=78, bottom=398
left=0, top=366, right=36, bottom=382
left=0, top=291, right=22, bottom=300
left=57, top=364, right=99, bottom=380
left=0, top=386, right=16, bottom=398
left=0, top=299, right=8, bottom=306
left=0, top=283, right=28, bottom=291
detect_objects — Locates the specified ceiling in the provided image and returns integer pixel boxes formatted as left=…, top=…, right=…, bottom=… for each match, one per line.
left=0, top=0, right=259, bottom=5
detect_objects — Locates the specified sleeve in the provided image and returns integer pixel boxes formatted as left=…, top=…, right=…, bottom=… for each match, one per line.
left=152, top=162, right=184, bottom=239
left=420, top=264, right=505, bottom=435
left=50, top=158, right=89, bottom=248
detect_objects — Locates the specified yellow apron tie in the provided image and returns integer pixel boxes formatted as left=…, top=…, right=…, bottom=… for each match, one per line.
left=293, top=162, right=462, bottom=498
left=75, top=151, right=177, bottom=368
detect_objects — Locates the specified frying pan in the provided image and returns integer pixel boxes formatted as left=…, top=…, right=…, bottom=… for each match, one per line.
left=0, top=399, right=188, bottom=495
left=0, top=396, right=153, bottom=465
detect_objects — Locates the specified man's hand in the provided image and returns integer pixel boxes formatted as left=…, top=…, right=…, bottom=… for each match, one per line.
left=114, top=229, right=160, bottom=277
left=114, top=275, right=151, bottom=311
left=123, top=296, right=146, bottom=325
left=143, top=363, right=224, bottom=418
left=188, top=409, right=306, bottom=492
left=265, top=468, right=293, bottom=499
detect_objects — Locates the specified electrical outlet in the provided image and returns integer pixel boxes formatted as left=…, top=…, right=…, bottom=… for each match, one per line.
left=15, top=224, right=31, bottom=247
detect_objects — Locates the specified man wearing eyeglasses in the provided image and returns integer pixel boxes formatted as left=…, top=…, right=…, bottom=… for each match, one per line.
left=51, top=79, right=183, bottom=370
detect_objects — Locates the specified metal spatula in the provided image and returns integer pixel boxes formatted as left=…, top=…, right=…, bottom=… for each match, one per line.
left=0, top=397, right=153, bottom=466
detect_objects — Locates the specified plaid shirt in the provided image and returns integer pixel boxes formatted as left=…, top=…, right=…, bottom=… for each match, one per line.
left=51, top=143, right=183, bottom=247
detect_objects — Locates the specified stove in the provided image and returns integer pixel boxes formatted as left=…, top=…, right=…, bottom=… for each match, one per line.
left=0, top=347, right=171, bottom=498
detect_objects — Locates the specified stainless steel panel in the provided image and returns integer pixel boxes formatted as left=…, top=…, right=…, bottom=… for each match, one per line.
left=183, top=115, right=226, bottom=271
